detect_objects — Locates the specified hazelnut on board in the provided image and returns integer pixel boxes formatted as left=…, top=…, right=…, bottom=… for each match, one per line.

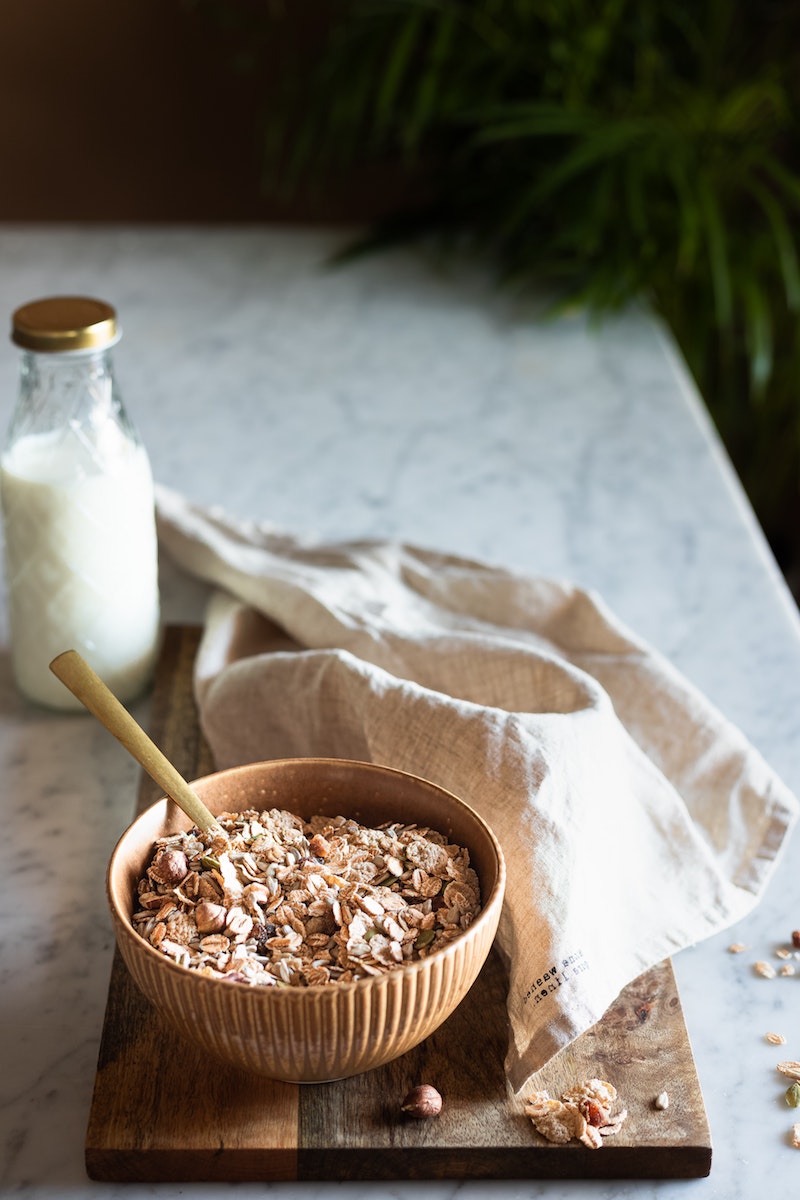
left=401, top=1084, right=443, bottom=1118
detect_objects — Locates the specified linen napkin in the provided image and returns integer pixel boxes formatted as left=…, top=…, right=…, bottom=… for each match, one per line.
left=155, top=484, right=798, bottom=1092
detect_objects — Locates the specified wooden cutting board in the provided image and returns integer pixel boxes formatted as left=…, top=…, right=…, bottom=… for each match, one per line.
left=85, top=625, right=712, bottom=1182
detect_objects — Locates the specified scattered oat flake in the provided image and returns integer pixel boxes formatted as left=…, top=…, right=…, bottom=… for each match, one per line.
left=766, top=1032, right=787, bottom=1045
left=727, top=942, right=748, bottom=953
left=781, top=963, right=797, bottom=977
left=777, top=1062, right=800, bottom=1081
left=776, top=948, right=792, bottom=959
left=754, top=960, right=777, bottom=978
left=600, top=1108, right=628, bottom=1136
left=792, top=1123, right=800, bottom=1149
left=524, top=1097, right=586, bottom=1145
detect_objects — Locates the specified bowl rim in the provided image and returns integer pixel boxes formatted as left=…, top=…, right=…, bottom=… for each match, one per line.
left=107, top=756, right=507, bottom=998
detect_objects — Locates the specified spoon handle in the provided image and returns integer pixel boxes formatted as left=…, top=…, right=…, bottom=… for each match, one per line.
left=49, top=649, right=219, bottom=833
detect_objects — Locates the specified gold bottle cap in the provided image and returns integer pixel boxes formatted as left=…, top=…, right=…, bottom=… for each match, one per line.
left=11, top=296, right=119, bottom=353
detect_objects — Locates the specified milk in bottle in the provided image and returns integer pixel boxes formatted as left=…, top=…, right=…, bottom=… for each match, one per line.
left=1, top=296, right=160, bottom=709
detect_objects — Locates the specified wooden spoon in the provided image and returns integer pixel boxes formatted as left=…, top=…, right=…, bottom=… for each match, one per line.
left=49, top=649, right=221, bottom=834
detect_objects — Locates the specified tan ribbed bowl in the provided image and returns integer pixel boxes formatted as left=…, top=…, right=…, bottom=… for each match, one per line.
left=107, top=757, right=506, bottom=1083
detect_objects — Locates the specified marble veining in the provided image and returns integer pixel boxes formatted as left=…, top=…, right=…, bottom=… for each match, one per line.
left=1, top=226, right=800, bottom=1199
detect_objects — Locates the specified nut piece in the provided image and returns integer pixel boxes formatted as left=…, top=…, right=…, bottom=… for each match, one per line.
left=194, top=901, right=227, bottom=934
left=149, top=849, right=189, bottom=886
left=401, top=1084, right=443, bottom=1118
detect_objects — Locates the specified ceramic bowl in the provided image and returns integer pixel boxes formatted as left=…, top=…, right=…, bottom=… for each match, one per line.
left=107, top=757, right=506, bottom=1083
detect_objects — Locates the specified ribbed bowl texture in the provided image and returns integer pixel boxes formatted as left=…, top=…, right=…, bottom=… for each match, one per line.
left=107, top=757, right=506, bottom=1083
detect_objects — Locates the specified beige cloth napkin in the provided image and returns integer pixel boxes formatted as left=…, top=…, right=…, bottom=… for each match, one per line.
left=155, top=485, right=798, bottom=1092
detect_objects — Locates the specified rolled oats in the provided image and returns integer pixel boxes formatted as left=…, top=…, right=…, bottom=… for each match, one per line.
left=754, top=960, right=777, bottom=978
left=133, top=807, right=481, bottom=987
left=766, top=1032, right=787, bottom=1046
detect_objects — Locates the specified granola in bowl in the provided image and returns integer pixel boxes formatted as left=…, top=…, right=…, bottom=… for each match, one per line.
left=132, top=807, right=482, bottom=986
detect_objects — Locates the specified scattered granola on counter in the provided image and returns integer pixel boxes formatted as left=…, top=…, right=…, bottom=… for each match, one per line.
left=132, top=807, right=481, bottom=986
left=524, top=1078, right=627, bottom=1150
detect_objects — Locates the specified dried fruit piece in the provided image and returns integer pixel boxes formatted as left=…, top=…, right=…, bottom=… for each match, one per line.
left=583, top=1099, right=610, bottom=1127
left=791, top=931, right=800, bottom=949
left=401, top=1084, right=442, bottom=1118
left=785, top=1083, right=800, bottom=1108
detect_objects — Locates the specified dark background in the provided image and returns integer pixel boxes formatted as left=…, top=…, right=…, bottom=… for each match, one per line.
left=0, top=1, right=398, bottom=223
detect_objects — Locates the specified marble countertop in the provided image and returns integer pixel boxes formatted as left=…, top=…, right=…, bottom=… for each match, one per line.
left=1, top=226, right=800, bottom=1200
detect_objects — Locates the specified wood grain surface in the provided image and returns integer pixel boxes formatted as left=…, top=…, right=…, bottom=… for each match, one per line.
left=84, top=626, right=712, bottom=1182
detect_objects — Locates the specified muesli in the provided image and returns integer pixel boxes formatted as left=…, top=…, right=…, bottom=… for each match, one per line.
left=132, top=807, right=481, bottom=986
left=524, top=1078, right=628, bottom=1149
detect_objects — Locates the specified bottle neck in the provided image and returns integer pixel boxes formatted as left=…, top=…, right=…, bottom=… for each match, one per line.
left=9, top=345, right=136, bottom=449
left=20, top=344, right=115, bottom=401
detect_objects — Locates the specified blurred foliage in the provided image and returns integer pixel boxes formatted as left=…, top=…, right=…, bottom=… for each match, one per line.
left=189, top=0, right=800, bottom=570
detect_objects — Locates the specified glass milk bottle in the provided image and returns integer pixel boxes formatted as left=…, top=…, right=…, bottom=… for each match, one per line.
left=1, top=296, right=160, bottom=709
